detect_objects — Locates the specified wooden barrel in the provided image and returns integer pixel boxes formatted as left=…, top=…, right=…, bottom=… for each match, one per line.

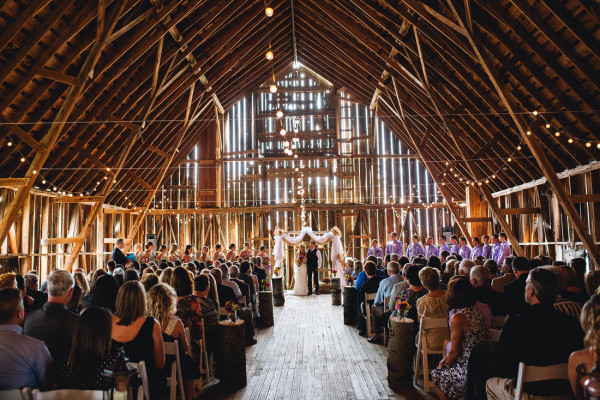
left=343, top=286, right=357, bottom=325
left=272, top=277, right=285, bottom=306
left=218, top=319, right=246, bottom=388
left=387, top=316, right=415, bottom=392
left=258, top=291, right=274, bottom=327
left=330, top=277, right=341, bottom=305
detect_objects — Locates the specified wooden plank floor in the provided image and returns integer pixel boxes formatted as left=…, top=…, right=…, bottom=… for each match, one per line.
left=200, top=293, right=430, bottom=400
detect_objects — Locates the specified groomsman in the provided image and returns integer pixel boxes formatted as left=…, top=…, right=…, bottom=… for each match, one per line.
left=458, top=237, right=471, bottom=259
left=481, top=234, right=492, bottom=259
left=407, top=235, right=425, bottom=258
left=367, top=239, right=383, bottom=258
left=497, top=232, right=512, bottom=266
left=449, top=235, right=460, bottom=254
left=438, top=236, right=450, bottom=253
left=385, top=232, right=403, bottom=256
left=491, top=234, right=502, bottom=263
left=470, top=237, right=483, bottom=260
left=424, top=237, right=438, bottom=258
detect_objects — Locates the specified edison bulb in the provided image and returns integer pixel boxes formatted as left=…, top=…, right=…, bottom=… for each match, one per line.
left=279, top=128, right=286, bottom=136
left=294, top=154, right=298, bottom=159
left=265, top=7, right=273, bottom=17
left=276, top=109, right=283, bottom=118
left=568, top=138, right=574, bottom=143
left=266, top=50, right=274, bottom=60
left=269, top=84, right=277, bottom=93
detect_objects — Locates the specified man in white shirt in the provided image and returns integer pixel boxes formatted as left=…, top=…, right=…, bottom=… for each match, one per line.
left=218, top=264, right=242, bottom=298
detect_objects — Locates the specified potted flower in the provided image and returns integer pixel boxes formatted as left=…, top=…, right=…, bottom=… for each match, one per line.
left=345, top=274, right=353, bottom=286
left=394, top=298, right=411, bottom=321
left=260, top=278, right=271, bottom=292
left=224, top=300, right=239, bottom=323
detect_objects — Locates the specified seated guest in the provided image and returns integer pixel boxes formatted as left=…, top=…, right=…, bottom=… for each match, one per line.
left=487, top=267, right=584, bottom=399
left=107, top=260, right=117, bottom=275
left=491, top=256, right=516, bottom=293
left=89, top=269, right=107, bottom=290
left=401, top=264, right=428, bottom=322
left=432, top=277, right=489, bottom=400
left=219, top=267, right=255, bottom=345
left=470, top=266, right=504, bottom=316
left=0, top=288, right=52, bottom=390
left=484, top=259, right=499, bottom=278
left=210, top=268, right=237, bottom=306
left=547, top=266, right=583, bottom=319
left=229, top=266, right=250, bottom=305
left=73, top=271, right=90, bottom=295
left=253, top=258, right=268, bottom=283
left=458, top=259, right=475, bottom=276
left=47, top=307, right=120, bottom=390
left=586, top=270, right=600, bottom=296
left=441, top=259, right=458, bottom=290
left=66, top=285, right=83, bottom=314
left=83, top=274, right=119, bottom=312
left=503, top=256, right=530, bottom=316
left=351, top=260, right=363, bottom=279
left=358, top=261, right=383, bottom=336
left=416, top=267, right=450, bottom=351
left=192, top=275, right=219, bottom=353
left=24, top=273, right=47, bottom=310
left=147, top=284, right=199, bottom=400
left=141, top=273, right=159, bottom=292
left=218, top=264, right=242, bottom=299
left=24, top=270, right=78, bottom=360
left=427, top=255, right=442, bottom=274
left=439, top=250, right=450, bottom=267
left=566, top=258, right=590, bottom=305
left=160, top=267, right=174, bottom=285
left=125, top=268, right=140, bottom=283
left=112, top=281, right=165, bottom=399
left=0, top=273, right=16, bottom=289
left=568, top=294, right=600, bottom=398
left=388, top=263, right=411, bottom=311
left=171, top=267, right=203, bottom=342
left=370, top=261, right=402, bottom=343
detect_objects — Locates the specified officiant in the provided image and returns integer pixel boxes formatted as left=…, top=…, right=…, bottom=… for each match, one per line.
left=307, top=241, right=322, bottom=295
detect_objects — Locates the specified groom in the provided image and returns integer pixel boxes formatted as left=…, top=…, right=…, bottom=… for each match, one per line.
left=307, top=240, right=322, bottom=295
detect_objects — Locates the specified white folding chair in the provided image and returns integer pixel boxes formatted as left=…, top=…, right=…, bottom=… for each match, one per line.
left=489, top=328, right=502, bottom=343
left=0, top=389, right=27, bottom=400
left=135, top=360, right=150, bottom=400
left=31, top=389, right=107, bottom=400
left=514, top=362, right=569, bottom=400
left=164, top=339, right=186, bottom=400
left=414, top=317, right=449, bottom=393
left=365, top=293, right=377, bottom=339
left=383, top=296, right=391, bottom=345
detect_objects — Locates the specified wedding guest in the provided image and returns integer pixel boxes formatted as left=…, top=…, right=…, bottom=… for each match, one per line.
left=367, top=239, right=383, bottom=258
left=192, top=275, right=220, bottom=357
left=545, top=266, right=583, bottom=319
left=484, top=259, right=499, bottom=278
left=66, top=285, right=83, bottom=314
left=218, top=264, right=242, bottom=298
left=370, top=261, right=402, bottom=343
left=401, top=264, right=428, bottom=322
left=212, top=244, right=223, bottom=261
left=458, top=259, right=475, bottom=276
left=125, top=268, right=140, bottom=283
left=352, top=260, right=363, bottom=279
left=388, top=264, right=411, bottom=311
left=24, top=270, right=78, bottom=360
left=112, top=281, right=165, bottom=399
left=567, top=258, right=590, bottom=305
left=504, top=257, right=530, bottom=316
left=24, top=273, right=47, bottom=310
left=169, top=244, right=181, bottom=262
left=171, top=267, right=203, bottom=340
left=568, top=294, right=600, bottom=398
left=47, top=307, right=120, bottom=390
left=358, top=261, right=383, bottom=336
left=142, top=273, right=159, bottom=292
left=432, top=277, right=489, bottom=400
left=487, top=267, right=583, bottom=399
left=0, top=288, right=52, bottom=390
left=427, top=255, right=442, bottom=274
left=73, top=271, right=90, bottom=294
left=253, top=257, right=268, bottom=284
left=491, top=257, right=516, bottom=293
left=585, top=270, right=600, bottom=296
left=160, top=267, right=174, bottom=285
left=417, top=267, right=450, bottom=351
left=385, top=232, right=403, bottom=257
left=82, top=274, right=119, bottom=312
left=239, top=261, right=257, bottom=305
left=470, top=266, right=503, bottom=316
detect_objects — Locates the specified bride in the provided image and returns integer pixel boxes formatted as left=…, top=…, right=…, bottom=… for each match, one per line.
left=293, top=244, right=309, bottom=296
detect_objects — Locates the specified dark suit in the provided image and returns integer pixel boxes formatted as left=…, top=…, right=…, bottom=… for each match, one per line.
left=239, top=273, right=256, bottom=306
left=228, top=278, right=255, bottom=344
left=503, top=273, right=530, bottom=316
left=111, top=247, right=128, bottom=266
left=23, top=302, right=78, bottom=359
left=474, top=285, right=504, bottom=316
left=358, top=276, right=384, bottom=333
left=306, top=248, right=320, bottom=295
left=231, top=278, right=250, bottom=306
left=27, top=288, right=47, bottom=310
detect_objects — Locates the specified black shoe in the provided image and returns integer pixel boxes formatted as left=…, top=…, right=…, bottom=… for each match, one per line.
left=246, top=339, right=257, bottom=346
left=308, top=292, right=312, bottom=295
left=315, top=292, right=319, bottom=295
left=358, top=331, right=367, bottom=337
left=368, top=336, right=382, bottom=344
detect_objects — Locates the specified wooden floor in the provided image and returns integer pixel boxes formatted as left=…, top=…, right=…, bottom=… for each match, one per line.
left=201, top=293, right=429, bottom=400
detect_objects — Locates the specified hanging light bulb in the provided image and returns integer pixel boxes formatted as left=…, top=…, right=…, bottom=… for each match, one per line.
left=507, top=157, right=512, bottom=162
left=265, top=7, right=274, bottom=17
left=586, top=142, right=592, bottom=147
left=276, top=109, right=283, bottom=118
left=279, top=128, right=286, bottom=136
left=517, top=145, right=522, bottom=151
left=532, top=111, right=538, bottom=116
left=20, top=157, right=25, bottom=162
left=492, top=174, right=496, bottom=179
left=597, top=143, right=600, bottom=149
left=568, top=138, right=574, bottom=143
left=284, top=140, right=290, bottom=147
left=485, top=179, right=489, bottom=183
left=266, top=50, right=274, bottom=60
left=32, top=170, right=36, bottom=174
left=545, top=123, right=551, bottom=129
left=555, top=132, right=560, bottom=137
left=42, top=179, right=46, bottom=184
left=269, top=84, right=277, bottom=93
left=526, top=130, right=532, bottom=136
left=7, top=141, right=12, bottom=147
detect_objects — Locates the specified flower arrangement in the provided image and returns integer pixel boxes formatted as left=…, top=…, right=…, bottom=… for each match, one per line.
left=345, top=274, right=353, bottom=286
left=274, top=267, right=280, bottom=276
left=224, top=300, right=239, bottom=323
left=331, top=268, right=337, bottom=278
left=395, top=297, right=411, bottom=320
left=297, top=254, right=305, bottom=264
left=260, top=278, right=271, bottom=291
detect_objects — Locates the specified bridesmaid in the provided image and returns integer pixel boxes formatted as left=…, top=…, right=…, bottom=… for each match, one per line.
left=157, top=245, right=169, bottom=261
left=212, top=244, right=223, bottom=261
left=226, top=243, right=237, bottom=262
left=197, top=246, right=210, bottom=263
left=134, top=243, right=144, bottom=262
left=240, top=242, right=253, bottom=260
left=142, top=242, right=155, bottom=263
left=183, top=245, right=195, bottom=264
left=257, top=245, right=268, bottom=259
left=169, top=244, right=180, bottom=262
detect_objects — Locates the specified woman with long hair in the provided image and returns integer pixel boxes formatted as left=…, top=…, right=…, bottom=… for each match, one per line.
left=169, top=244, right=181, bottom=262
left=197, top=246, right=210, bottom=263
left=212, top=244, right=223, bottom=262
left=47, top=307, right=121, bottom=390
left=112, top=281, right=165, bottom=399
left=72, top=271, right=90, bottom=294
left=183, top=245, right=195, bottom=264
left=569, top=294, right=600, bottom=398
left=157, top=245, right=169, bottom=261
left=133, top=243, right=144, bottom=262
left=82, top=274, right=119, bottom=312
left=226, top=243, right=237, bottom=262
left=160, top=267, right=174, bottom=285
left=170, top=267, right=203, bottom=341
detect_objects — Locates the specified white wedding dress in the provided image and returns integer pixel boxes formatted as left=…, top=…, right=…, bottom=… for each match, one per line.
left=293, top=252, right=309, bottom=296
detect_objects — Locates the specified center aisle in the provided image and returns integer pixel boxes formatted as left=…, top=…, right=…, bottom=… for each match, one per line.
left=202, top=293, right=417, bottom=400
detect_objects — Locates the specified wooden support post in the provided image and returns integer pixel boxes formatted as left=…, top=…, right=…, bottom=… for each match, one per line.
left=20, top=195, right=31, bottom=273
left=447, top=0, right=600, bottom=267
left=40, top=198, right=50, bottom=279
left=96, top=208, right=104, bottom=270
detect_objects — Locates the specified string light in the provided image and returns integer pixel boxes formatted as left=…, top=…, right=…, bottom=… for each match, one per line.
left=276, top=110, right=283, bottom=118
left=269, top=84, right=277, bottom=93
left=265, top=7, right=273, bottom=17
left=20, top=157, right=25, bottom=162
left=279, top=128, right=286, bottom=136
left=7, top=141, right=12, bottom=146
left=266, top=50, right=274, bottom=60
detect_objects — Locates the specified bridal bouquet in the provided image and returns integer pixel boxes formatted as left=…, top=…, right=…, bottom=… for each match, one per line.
left=297, top=254, right=305, bottom=264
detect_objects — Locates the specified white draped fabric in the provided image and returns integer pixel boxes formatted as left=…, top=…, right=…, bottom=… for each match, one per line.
left=272, top=226, right=346, bottom=288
